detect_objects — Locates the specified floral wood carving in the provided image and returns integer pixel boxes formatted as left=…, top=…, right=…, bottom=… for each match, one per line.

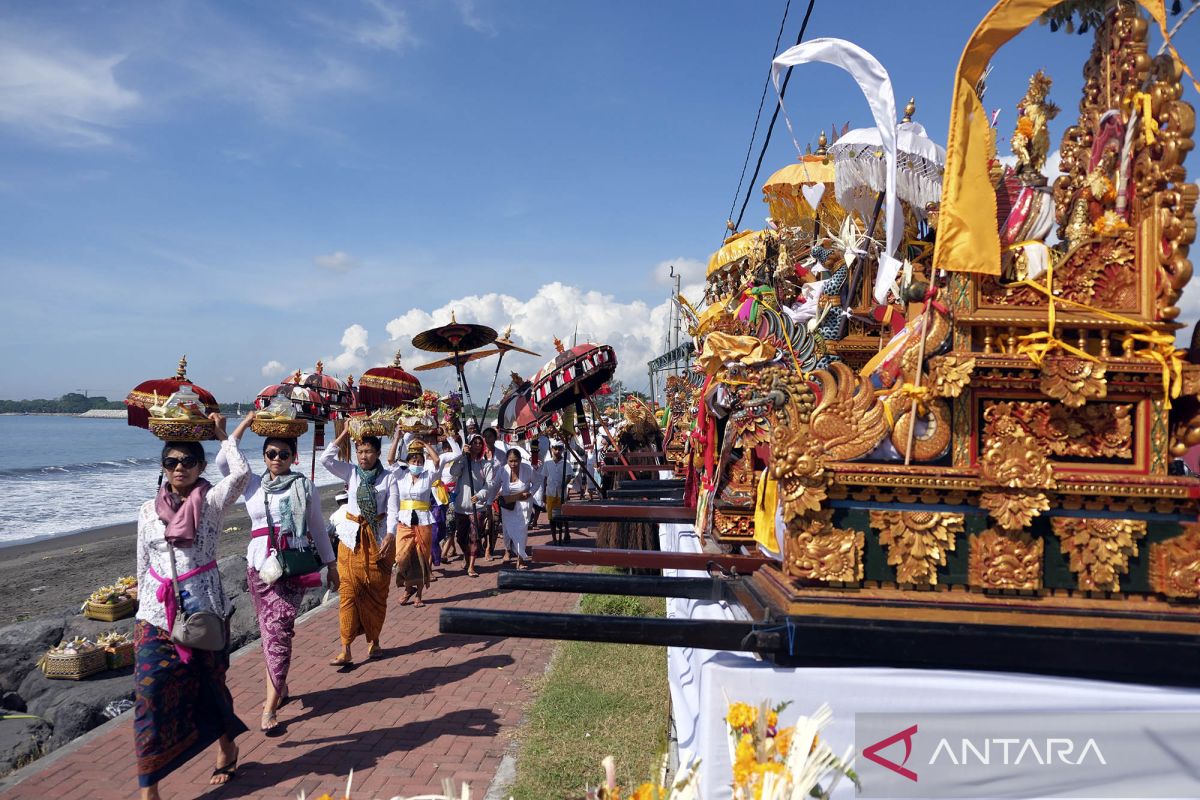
left=983, top=400, right=1132, bottom=461
left=968, top=528, right=1044, bottom=590
left=1148, top=526, right=1200, bottom=599
left=980, top=404, right=1057, bottom=490
left=1051, top=518, right=1146, bottom=592
left=980, top=488, right=1052, bottom=530
left=785, top=511, right=863, bottom=583
left=1039, top=357, right=1107, bottom=408
left=927, top=354, right=975, bottom=399
left=869, top=510, right=962, bottom=586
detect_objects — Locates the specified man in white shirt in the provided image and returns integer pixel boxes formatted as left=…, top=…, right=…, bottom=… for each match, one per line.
left=543, top=441, right=571, bottom=544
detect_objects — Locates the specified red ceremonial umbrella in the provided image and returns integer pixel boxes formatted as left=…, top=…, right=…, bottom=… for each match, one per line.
left=530, top=339, right=618, bottom=414
left=530, top=339, right=618, bottom=490
left=359, top=351, right=422, bottom=411
left=285, top=361, right=353, bottom=418
left=497, top=374, right=556, bottom=444
left=125, top=355, right=219, bottom=430
left=256, top=383, right=324, bottom=420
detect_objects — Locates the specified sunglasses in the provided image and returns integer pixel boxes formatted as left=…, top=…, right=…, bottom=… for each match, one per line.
left=163, top=456, right=200, bottom=470
left=265, top=449, right=293, bottom=461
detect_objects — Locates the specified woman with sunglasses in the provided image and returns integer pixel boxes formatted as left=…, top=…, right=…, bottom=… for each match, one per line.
left=216, top=414, right=339, bottom=733
left=322, top=428, right=398, bottom=665
left=134, top=413, right=252, bottom=799
left=389, top=437, right=460, bottom=607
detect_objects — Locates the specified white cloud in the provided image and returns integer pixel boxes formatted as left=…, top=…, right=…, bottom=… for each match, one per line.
left=261, top=359, right=287, bottom=378
left=314, top=251, right=357, bottom=272
left=0, top=41, right=140, bottom=146
left=306, top=0, right=417, bottom=52
left=372, top=281, right=676, bottom=397
left=454, top=0, right=497, bottom=36
left=324, top=324, right=371, bottom=375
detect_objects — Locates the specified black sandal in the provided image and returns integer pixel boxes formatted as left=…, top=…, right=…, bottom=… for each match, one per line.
left=211, top=757, right=238, bottom=784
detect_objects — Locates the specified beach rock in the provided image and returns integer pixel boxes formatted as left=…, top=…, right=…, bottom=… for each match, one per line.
left=298, top=586, right=326, bottom=616
left=0, top=618, right=65, bottom=693
left=22, top=667, right=134, bottom=747
left=0, top=716, right=51, bottom=776
left=62, top=613, right=136, bottom=643
left=218, top=554, right=248, bottom=598
left=226, top=596, right=260, bottom=652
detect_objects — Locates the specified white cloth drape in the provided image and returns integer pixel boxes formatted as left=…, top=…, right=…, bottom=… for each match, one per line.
left=772, top=37, right=903, bottom=303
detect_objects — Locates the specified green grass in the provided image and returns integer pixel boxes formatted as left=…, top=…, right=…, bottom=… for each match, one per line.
left=507, top=588, right=669, bottom=799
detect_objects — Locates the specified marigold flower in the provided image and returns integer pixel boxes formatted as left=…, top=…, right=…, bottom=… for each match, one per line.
left=727, top=702, right=758, bottom=731
left=775, top=726, right=793, bottom=758
left=733, top=732, right=757, bottom=785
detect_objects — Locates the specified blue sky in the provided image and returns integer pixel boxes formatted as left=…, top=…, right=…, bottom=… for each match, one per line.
left=1, top=0, right=1197, bottom=401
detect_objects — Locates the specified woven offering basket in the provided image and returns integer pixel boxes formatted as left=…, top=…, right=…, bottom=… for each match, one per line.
left=41, top=648, right=106, bottom=681
left=84, top=596, right=136, bottom=622
left=104, top=642, right=135, bottom=670
left=251, top=417, right=309, bottom=438
left=148, top=417, right=216, bottom=442
left=349, top=416, right=394, bottom=441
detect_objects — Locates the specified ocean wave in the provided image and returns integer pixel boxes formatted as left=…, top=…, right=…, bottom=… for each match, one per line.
left=0, top=451, right=343, bottom=545
left=0, top=458, right=162, bottom=480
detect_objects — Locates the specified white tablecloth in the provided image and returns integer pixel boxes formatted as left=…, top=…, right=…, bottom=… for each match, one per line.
left=658, top=523, right=1200, bottom=800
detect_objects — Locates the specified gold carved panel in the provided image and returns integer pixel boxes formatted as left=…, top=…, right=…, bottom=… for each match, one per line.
left=968, top=528, right=1044, bottom=590
left=869, top=510, right=963, bottom=586
left=1051, top=518, right=1147, bottom=592
left=1148, top=526, right=1200, bottom=599
left=785, top=511, right=863, bottom=584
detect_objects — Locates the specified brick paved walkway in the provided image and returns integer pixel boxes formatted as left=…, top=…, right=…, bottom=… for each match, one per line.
left=2, top=525, right=593, bottom=800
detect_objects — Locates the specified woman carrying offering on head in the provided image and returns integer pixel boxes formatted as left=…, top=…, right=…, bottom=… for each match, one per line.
left=215, top=411, right=339, bottom=733
left=491, top=447, right=535, bottom=569
left=390, top=437, right=460, bottom=607
left=322, top=429, right=398, bottom=665
left=134, top=413, right=252, bottom=799
left=386, top=432, right=461, bottom=573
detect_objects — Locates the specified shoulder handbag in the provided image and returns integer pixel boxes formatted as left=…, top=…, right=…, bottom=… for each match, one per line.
left=265, top=498, right=324, bottom=582
left=166, top=545, right=227, bottom=652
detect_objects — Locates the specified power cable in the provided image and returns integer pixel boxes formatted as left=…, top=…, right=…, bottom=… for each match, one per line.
left=731, top=0, right=817, bottom=235
left=722, top=0, right=793, bottom=244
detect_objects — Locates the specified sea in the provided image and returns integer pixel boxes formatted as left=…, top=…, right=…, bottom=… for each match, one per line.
left=0, top=415, right=343, bottom=547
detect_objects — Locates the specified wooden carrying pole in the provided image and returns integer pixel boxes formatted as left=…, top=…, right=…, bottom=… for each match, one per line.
left=530, top=544, right=767, bottom=573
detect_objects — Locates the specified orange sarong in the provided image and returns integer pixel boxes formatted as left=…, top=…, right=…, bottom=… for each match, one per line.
left=395, top=523, right=432, bottom=590
left=339, top=513, right=393, bottom=645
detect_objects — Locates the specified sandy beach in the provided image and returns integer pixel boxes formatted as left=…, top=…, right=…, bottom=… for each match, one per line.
left=0, top=484, right=344, bottom=624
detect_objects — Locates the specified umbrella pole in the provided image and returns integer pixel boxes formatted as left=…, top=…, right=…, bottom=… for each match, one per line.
left=452, top=350, right=480, bottom=428
left=478, top=349, right=509, bottom=434
left=450, top=350, right=483, bottom=565
left=842, top=190, right=887, bottom=324
left=312, top=423, right=321, bottom=481
left=587, top=397, right=637, bottom=482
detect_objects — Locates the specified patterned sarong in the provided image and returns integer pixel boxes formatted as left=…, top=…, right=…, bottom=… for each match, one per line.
left=395, top=523, right=432, bottom=590
left=246, top=567, right=304, bottom=692
left=133, top=620, right=246, bottom=788
left=338, top=513, right=392, bottom=644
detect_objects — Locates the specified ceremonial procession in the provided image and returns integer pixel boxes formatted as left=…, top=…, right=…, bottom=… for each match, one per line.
left=1, top=0, right=1199, bottom=798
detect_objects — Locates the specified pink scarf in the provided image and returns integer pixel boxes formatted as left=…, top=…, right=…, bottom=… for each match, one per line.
left=155, top=479, right=212, bottom=547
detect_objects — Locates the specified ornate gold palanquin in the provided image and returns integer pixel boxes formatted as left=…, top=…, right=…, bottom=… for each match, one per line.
left=729, top=3, right=1200, bottom=646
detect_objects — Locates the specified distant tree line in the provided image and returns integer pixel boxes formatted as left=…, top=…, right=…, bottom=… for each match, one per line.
left=1, top=393, right=251, bottom=415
